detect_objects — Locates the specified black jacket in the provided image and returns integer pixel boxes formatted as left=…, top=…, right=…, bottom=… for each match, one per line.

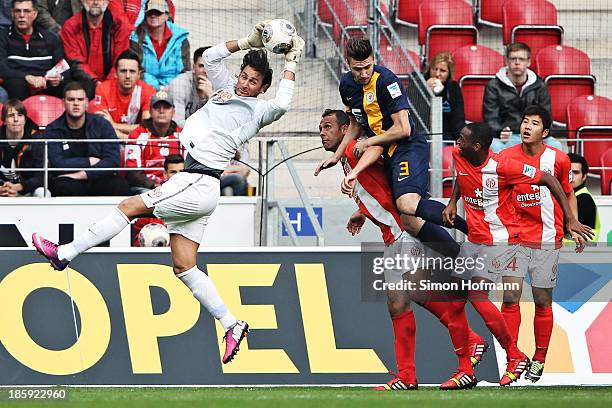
left=483, top=67, right=551, bottom=137
left=0, top=121, right=44, bottom=193
left=45, top=113, right=120, bottom=180
left=0, top=24, right=70, bottom=80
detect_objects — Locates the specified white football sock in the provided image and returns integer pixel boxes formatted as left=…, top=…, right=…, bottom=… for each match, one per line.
left=58, top=207, right=130, bottom=261
left=177, top=266, right=237, bottom=331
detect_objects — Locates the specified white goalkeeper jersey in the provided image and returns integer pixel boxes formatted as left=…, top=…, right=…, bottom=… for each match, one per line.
left=179, top=43, right=294, bottom=171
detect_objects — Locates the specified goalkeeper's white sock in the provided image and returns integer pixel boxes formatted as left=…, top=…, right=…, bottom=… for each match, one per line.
left=57, top=207, right=130, bottom=261
left=177, top=266, right=237, bottom=331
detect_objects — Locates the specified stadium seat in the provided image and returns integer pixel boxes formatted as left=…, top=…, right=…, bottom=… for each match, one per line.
left=442, top=144, right=454, bottom=197
left=395, top=0, right=423, bottom=27
left=600, top=148, right=612, bottom=195
left=475, top=0, right=504, bottom=27
left=22, top=95, right=64, bottom=129
left=378, top=36, right=420, bottom=80
left=534, top=45, right=595, bottom=126
left=418, top=0, right=478, bottom=63
left=452, top=45, right=504, bottom=123
left=331, top=0, right=388, bottom=52
left=502, top=0, right=562, bottom=58
left=318, top=0, right=333, bottom=25
left=566, top=95, right=612, bottom=174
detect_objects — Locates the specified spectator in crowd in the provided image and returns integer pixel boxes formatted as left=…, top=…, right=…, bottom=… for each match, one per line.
left=221, top=144, right=250, bottom=196
left=423, top=52, right=465, bottom=141
left=0, top=86, right=7, bottom=103
left=168, top=46, right=212, bottom=126
left=94, top=49, right=156, bottom=139
left=0, top=0, right=69, bottom=100
left=131, top=152, right=183, bottom=246
left=45, top=81, right=130, bottom=196
left=124, top=89, right=182, bottom=192
left=110, top=0, right=175, bottom=27
left=35, top=0, right=82, bottom=33
left=129, top=0, right=189, bottom=90
left=60, top=0, right=133, bottom=99
left=0, top=98, right=46, bottom=197
left=483, top=42, right=561, bottom=152
left=567, top=153, right=600, bottom=241
left=0, top=0, right=11, bottom=29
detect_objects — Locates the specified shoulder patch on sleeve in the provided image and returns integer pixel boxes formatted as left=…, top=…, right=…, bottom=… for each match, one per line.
left=522, top=164, right=537, bottom=179
left=387, top=82, right=402, bottom=99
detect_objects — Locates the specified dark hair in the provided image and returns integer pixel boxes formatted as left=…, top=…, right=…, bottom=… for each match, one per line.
left=12, top=0, right=37, bottom=8
left=322, top=109, right=350, bottom=127
left=114, top=49, right=142, bottom=70
left=465, top=122, right=493, bottom=149
left=568, top=152, right=588, bottom=175
left=240, top=49, right=273, bottom=89
left=506, top=42, right=531, bottom=58
left=522, top=105, right=552, bottom=131
left=193, top=46, right=211, bottom=63
left=164, top=154, right=184, bottom=170
left=346, top=37, right=373, bottom=62
left=1, top=98, right=27, bottom=122
left=63, top=81, right=87, bottom=97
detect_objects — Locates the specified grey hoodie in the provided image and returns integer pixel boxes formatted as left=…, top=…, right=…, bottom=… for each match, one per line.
left=483, top=67, right=551, bottom=137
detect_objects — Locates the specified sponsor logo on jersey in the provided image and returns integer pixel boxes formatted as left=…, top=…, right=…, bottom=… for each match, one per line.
left=522, top=164, right=537, bottom=178
left=387, top=82, right=402, bottom=99
left=485, top=178, right=497, bottom=189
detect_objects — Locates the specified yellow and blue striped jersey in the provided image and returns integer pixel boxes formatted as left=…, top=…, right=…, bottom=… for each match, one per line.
left=339, top=65, right=421, bottom=156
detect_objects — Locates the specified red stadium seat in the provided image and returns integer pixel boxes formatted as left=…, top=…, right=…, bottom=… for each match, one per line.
left=475, top=0, right=505, bottom=27
left=318, top=0, right=333, bottom=24
left=566, top=95, right=612, bottom=174
left=418, top=0, right=478, bottom=62
left=601, top=148, right=612, bottom=195
left=331, top=0, right=388, bottom=52
left=378, top=36, right=420, bottom=79
left=452, top=45, right=504, bottom=123
left=502, top=0, right=562, bottom=58
left=534, top=45, right=595, bottom=125
left=395, top=0, right=423, bottom=27
left=22, top=95, right=64, bottom=128
left=600, top=148, right=612, bottom=195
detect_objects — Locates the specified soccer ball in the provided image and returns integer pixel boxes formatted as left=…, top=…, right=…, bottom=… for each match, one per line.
left=262, top=19, right=296, bottom=54
left=138, top=223, right=170, bottom=247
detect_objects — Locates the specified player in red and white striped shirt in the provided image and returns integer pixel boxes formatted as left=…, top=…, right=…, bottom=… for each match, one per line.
left=443, top=122, right=591, bottom=387
left=499, top=105, right=580, bottom=382
left=320, top=110, right=487, bottom=390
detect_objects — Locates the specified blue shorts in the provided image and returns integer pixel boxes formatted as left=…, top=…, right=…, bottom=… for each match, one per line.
left=386, top=136, right=430, bottom=201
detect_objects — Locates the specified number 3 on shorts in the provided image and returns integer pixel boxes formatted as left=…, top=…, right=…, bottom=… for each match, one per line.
left=399, top=161, right=410, bottom=177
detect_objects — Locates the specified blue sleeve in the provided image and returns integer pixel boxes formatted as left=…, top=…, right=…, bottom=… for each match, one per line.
left=377, top=70, right=409, bottom=114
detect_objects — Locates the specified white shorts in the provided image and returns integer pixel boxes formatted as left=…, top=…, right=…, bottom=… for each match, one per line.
left=140, top=171, right=220, bottom=243
left=518, top=246, right=560, bottom=289
left=383, top=232, right=426, bottom=285
left=452, top=241, right=524, bottom=283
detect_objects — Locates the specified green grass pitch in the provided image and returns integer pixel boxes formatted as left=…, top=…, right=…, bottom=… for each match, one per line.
left=4, top=386, right=612, bottom=408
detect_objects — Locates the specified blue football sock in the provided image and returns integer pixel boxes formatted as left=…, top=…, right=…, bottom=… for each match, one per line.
left=416, top=221, right=460, bottom=258
left=415, top=199, right=469, bottom=235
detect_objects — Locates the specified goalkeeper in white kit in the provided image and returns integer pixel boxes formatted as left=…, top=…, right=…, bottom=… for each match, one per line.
left=33, top=22, right=304, bottom=365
